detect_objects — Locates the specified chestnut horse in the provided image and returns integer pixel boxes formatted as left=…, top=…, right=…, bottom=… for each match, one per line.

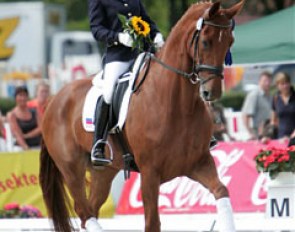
left=40, top=1, right=244, bottom=232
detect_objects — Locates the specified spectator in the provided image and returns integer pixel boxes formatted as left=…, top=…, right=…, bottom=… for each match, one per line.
left=271, top=72, right=295, bottom=146
left=259, top=119, right=278, bottom=144
left=27, top=81, right=50, bottom=119
left=7, top=86, right=41, bottom=150
left=241, top=71, right=272, bottom=140
left=0, top=111, right=6, bottom=151
left=208, top=102, right=235, bottom=141
left=0, top=111, right=5, bottom=139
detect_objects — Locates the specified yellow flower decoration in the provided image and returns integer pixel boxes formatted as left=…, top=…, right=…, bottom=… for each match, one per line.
left=118, top=14, right=152, bottom=51
left=131, top=16, right=150, bottom=37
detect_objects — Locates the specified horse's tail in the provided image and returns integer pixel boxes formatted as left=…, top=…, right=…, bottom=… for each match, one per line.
left=39, top=139, right=73, bottom=232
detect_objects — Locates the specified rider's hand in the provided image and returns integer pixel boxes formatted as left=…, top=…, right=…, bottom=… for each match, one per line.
left=153, top=33, right=165, bottom=49
left=118, top=32, right=133, bottom=47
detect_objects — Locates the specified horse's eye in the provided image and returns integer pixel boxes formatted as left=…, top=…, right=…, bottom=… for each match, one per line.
left=202, top=40, right=209, bottom=49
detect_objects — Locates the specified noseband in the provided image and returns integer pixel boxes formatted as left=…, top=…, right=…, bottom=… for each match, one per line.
left=150, top=17, right=234, bottom=86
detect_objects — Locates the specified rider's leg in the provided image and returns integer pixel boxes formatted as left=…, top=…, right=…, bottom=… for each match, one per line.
left=92, top=99, right=111, bottom=166
left=91, top=61, right=132, bottom=166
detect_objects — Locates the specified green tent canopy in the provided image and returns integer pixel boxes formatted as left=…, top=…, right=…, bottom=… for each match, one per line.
left=232, top=6, right=295, bottom=65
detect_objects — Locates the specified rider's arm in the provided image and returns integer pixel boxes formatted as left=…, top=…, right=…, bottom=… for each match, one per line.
left=88, top=0, right=119, bottom=45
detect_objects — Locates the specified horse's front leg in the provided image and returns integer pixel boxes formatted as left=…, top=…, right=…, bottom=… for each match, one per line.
left=189, top=152, right=235, bottom=232
left=140, top=168, right=161, bottom=232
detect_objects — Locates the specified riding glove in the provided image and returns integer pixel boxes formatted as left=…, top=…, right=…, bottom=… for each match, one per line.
left=118, top=32, right=133, bottom=47
left=153, top=33, right=165, bottom=48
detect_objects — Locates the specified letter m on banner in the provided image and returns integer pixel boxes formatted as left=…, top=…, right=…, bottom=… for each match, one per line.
left=271, top=198, right=290, bottom=217
left=266, top=186, right=295, bottom=219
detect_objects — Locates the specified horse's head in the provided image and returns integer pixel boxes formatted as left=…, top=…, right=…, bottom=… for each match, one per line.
left=187, top=1, right=244, bottom=101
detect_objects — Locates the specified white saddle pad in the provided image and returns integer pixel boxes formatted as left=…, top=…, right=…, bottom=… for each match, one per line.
left=82, top=72, right=103, bottom=132
left=82, top=52, right=148, bottom=132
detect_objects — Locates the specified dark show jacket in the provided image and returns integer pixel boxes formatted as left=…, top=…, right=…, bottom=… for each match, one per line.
left=272, top=88, right=295, bottom=138
left=88, top=0, right=159, bottom=63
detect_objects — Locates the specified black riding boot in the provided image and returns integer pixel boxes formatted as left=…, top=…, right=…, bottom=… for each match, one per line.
left=91, top=99, right=112, bottom=166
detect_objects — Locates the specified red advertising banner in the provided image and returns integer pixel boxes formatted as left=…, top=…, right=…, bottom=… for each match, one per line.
left=117, top=140, right=288, bottom=214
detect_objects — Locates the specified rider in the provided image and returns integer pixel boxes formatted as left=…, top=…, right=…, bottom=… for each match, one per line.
left=88, top=0, right=164, bottom=166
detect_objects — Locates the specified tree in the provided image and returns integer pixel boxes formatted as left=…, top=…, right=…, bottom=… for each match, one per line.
left=0, top=0, right=292, bottom=31
left=168, top=0, right=190, bottom=29
left=222, top=0, right=293, bottom=15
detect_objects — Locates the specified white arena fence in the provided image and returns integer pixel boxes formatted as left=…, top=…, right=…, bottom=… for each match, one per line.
left=0, top=213, right=294, bottom=231
left=0, top=110, right=249, bottom=152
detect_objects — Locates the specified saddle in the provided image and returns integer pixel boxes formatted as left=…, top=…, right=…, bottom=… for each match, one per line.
left=82, top=52, right=152, bottom=177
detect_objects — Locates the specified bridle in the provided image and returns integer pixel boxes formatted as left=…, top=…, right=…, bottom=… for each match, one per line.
left=190, top=17, right=234, bottom=84
left=150, top=16, right=234, bottom=86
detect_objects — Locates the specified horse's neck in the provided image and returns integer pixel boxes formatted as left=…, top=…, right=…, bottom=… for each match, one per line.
left=149, top=35, right=200, bottom=115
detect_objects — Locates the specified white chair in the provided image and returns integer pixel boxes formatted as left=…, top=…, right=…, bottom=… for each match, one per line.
left=3, top=122, right=22, bottom=152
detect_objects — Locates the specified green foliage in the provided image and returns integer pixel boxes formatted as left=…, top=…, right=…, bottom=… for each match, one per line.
left=219, top=91, right=246, bottom=111
left=67, top=18, right=90, bottom=31
left=0, top=0, right=292, bottom=33
left=0, top=98, right=15, bottom=115
left=142, top=0, right=169, bottom=36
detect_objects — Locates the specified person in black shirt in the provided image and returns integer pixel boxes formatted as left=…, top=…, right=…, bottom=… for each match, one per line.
left=7, top=86, right=41, bottom=150
left=271, top=72, right=295, bottom=146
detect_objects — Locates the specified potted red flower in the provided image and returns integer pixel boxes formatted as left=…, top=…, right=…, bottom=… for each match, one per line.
left=254, top=145, right=295, bottom=180
left=0, top=202, right=42, bottom=218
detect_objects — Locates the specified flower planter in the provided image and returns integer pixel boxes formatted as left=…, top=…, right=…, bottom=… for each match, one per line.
left=265, top=172, right=295, bottom=218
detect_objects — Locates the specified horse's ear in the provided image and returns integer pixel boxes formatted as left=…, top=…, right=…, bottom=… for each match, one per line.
left=223, top=0, right=245, bottom=19
left=204, top=1, right=221, bottom=19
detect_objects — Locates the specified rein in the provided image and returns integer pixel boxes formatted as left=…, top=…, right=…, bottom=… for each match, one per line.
left=150, top=17, right=234, bottom=85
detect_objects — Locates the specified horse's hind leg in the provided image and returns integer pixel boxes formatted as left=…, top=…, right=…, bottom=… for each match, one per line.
left=55, top=153, right=101, bottom=231
left=189, top=153, right=235, bottom=232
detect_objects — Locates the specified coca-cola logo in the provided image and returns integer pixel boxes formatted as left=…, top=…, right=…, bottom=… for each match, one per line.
left=129, top=148, right=243, bottom=209
left=124, top=143, right=270, bottom=213
left=252, top=173, right=268, bottom=205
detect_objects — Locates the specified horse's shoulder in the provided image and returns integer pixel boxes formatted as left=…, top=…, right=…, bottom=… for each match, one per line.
left=71, top=78, right=92, bottom=89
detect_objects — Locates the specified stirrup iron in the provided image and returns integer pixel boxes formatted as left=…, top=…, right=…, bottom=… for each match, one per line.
left=91, top=139, right=113, bottom=166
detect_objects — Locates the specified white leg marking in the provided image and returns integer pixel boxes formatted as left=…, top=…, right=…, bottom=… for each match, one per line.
left=85, top=217, right=103, bottom=232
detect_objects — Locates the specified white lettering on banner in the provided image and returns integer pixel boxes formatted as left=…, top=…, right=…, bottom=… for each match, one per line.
left=212, top=149, right=244, bottom=185
left=129, top=148, right=245, bottom=209
left=251, top=173, right=267, bottom=205
left=129, top=174, right=143, bottom=208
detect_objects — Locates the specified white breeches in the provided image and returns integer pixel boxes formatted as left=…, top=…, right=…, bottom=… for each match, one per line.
left=102, top=61, right=133, bottom=104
